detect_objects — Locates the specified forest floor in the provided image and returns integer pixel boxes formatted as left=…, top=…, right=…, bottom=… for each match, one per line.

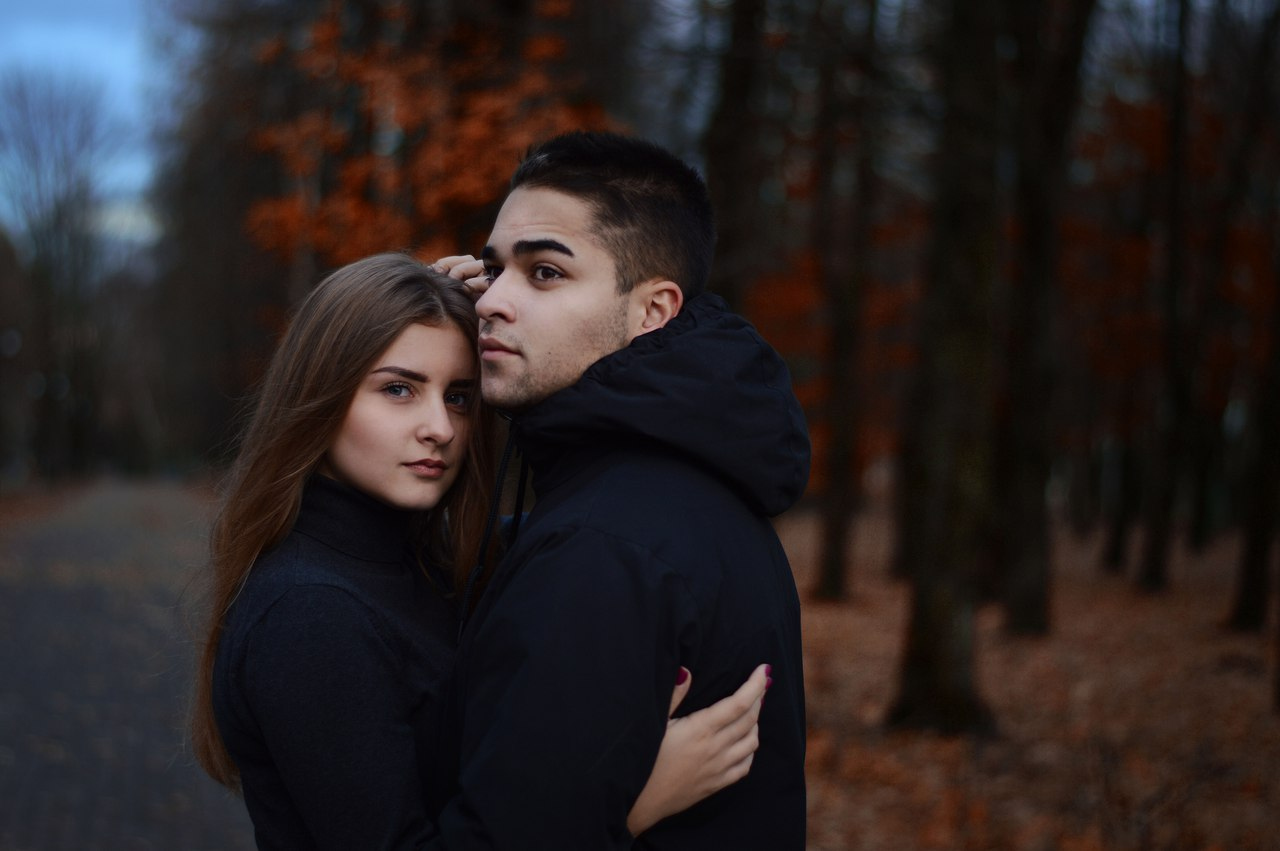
left=0, top=478, right=1276, bottom=850
left=782, top=502, right=1280, bottom=851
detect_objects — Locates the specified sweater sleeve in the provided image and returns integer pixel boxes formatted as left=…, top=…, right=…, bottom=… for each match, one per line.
left=433, top=526, right=700, bottom=850
left=236, top=584, right=437, bottom=850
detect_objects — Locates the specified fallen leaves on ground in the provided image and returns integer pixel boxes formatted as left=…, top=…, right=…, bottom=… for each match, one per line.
left=780, top=506, right=1279, bottom=851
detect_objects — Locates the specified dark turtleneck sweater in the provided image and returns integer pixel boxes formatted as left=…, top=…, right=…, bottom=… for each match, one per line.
left=212, top=475, right=458, bottom=850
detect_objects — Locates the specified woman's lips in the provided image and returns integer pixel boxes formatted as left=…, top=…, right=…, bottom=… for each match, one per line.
left=405, top=459, right=446, bottom=478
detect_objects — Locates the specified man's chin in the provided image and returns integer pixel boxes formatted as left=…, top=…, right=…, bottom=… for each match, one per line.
left=479, top=380, right=530, bottom=412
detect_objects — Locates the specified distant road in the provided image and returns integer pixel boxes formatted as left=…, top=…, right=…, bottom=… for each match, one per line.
left=0, top=478, right=254, bottom=851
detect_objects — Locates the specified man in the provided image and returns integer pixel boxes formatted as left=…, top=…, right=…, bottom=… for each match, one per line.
left=435, top=131, right=809, bottom=849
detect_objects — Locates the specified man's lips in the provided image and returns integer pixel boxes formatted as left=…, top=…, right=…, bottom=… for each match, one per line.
left=479, top=337, right=518, bottom=358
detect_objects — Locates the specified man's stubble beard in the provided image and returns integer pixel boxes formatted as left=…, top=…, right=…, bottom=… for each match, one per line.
left=479, top=301, right=631, bottom=412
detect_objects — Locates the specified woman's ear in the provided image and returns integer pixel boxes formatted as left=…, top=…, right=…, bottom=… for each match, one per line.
left=631, top=279, right=683, bottom=337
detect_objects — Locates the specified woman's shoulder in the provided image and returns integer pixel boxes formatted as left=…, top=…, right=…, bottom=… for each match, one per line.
left=228, top=534, right=376, bottom=633
left=221, top=560, right=393, bottom=676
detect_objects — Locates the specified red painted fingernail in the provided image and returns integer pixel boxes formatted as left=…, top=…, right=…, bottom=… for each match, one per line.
left=766, top=677, right=773, bottom=689
left=676, top=667, right=689, bottom=685
left=765, top=664, right=772, bottom=676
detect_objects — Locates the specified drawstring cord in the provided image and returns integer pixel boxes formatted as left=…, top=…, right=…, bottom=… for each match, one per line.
left=509, top=455, right=530, bottom=542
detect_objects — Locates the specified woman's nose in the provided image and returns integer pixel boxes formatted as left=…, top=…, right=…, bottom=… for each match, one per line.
left=417, top=399, right=454, bottom=445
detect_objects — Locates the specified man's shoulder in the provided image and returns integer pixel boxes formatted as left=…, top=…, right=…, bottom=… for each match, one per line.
left=562, top=444, right=748, bottom=517
left=522, top=470, right=748, bottom=574
left=505, top=448, right=781, bottom=597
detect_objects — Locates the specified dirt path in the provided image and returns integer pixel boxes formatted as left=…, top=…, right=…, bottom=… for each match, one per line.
left=0, top=478, right=253, bottom=851
left=3, top=479, right=1275, bottom=850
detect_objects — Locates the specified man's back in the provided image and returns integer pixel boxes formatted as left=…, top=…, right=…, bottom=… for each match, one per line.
left=522, top=446, right=807, bottom=849
left=437, top=293, right=809, bottom=849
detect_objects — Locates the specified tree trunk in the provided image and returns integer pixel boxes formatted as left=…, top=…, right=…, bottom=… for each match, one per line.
left=1138, top=0, right=1193, bottom=593
left=888, top=576, right=994, bottom=733
left=888, top=0, right=999, bottom=735
left=1101, top=437, right=1141, bottom=574
left=1187, top=1, right=1280, bottom=554
left=893, top=359, right=928, bottom=583
left=815, top=0, right=879, bottom=602
left=994, top=0, right=1098, bottom=635
left=1275, top=600, right=1280, bottom=714
left=1185, top=417, right=1224, bottom=551
left=1226, top=236, right=1280, bottom=631
left=701, top=0, right=767, bottom=314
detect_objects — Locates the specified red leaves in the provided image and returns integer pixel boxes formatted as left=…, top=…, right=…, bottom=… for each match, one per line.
left=787, top=509, right=1280, bottom=851
left=523, top=35, right=567, bottom=63
left=245, top=4, right=613, bottom=273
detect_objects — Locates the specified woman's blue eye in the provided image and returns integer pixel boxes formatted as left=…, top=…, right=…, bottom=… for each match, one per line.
left=384, top=382, right=412, bottom=398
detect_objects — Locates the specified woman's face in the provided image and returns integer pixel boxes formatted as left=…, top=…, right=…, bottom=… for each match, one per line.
left=322, top=322, right=476, bottom=511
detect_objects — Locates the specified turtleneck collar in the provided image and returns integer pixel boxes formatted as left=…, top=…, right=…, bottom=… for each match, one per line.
left=293, top=474, right=417, bottom=565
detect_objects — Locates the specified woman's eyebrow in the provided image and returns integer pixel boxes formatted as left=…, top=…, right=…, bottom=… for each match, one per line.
left=371, top=365, right=427, bottom=382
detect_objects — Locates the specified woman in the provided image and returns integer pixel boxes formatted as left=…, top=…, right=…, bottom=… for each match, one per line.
left=190, top=253, right=765, bottom=849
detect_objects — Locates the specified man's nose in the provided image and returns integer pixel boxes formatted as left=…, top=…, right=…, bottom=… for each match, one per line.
left=475, top=270, right=511, bottom=322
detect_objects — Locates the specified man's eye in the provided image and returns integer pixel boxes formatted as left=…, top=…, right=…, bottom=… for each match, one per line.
left=532, top=265, right=562, bottom=281
left=483, top=265, right=500, bottom=282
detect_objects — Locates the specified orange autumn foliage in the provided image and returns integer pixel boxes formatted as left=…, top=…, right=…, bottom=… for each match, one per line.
left=535, top=0, right=574, bottom=18
left=523, top=35, right=568, bottom=63
left=1058, top=68, right=1280, bottom=448
left=247, top=1, right=614, bottom=271
left=746, top=241, right=920, bottom=495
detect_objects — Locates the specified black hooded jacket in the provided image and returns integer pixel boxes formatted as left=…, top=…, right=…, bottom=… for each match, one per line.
left=431, top=293, right=810, bottom=849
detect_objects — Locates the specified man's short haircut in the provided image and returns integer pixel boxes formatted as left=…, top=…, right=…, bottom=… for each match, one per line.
left=509, top=131, right=716, bottom=297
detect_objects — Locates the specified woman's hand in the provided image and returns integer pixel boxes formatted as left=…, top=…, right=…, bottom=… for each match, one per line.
left=626, top=663, right=771, bottom=836
left=430, top=255, right=489, bottom=300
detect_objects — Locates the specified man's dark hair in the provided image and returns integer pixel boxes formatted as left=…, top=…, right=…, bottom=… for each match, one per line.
left=510, top=131, right=716, bottom=297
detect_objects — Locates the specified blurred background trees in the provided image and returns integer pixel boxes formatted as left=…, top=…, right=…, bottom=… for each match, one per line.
left=1, top=0, right=1278, bottom=720
left=0, top=71, right=120, bottom=477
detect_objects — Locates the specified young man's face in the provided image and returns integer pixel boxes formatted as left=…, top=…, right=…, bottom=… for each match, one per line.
left=476, top=187, right=645, bottom=411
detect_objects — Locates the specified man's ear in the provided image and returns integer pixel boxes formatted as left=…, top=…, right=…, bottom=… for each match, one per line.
left=630, top=279, right=683, bottom=337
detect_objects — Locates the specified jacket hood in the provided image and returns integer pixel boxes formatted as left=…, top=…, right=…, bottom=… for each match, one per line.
left=510, top=293, right=811, bottom=517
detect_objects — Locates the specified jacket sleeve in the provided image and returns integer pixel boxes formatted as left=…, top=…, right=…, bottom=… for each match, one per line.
left=236, top=585, right=438, bottom=850
left=433, top=525, right=701, bottom=849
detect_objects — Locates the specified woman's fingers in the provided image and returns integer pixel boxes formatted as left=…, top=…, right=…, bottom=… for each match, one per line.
left=724, top=722, right=760, bottom=765
left=430, top=256, right=490, bottom=301
left=716, top=687, right=764, bottom=743
left=431, top=255, right=479, bottom=278
left=669, top=667, right=692, bottom=717
left=463, top=274, right=491, bottom=300
left=693, top=663, right=769, bottom=732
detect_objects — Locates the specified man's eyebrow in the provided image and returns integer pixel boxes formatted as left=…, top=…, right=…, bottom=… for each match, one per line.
left=371, top=366, right=427, bottom=383
left=481, top=239, right=575, bottom=262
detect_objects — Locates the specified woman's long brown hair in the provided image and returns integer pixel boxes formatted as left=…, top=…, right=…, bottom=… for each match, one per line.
left=190, top=253, right=496, bottom=790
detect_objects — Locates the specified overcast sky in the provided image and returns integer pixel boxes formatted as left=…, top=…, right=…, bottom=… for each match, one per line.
left=0, top=0, right=163, bottom=199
